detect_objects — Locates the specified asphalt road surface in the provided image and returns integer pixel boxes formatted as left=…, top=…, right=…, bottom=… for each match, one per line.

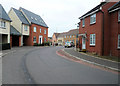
left=2, top=46, right=119, bottom=84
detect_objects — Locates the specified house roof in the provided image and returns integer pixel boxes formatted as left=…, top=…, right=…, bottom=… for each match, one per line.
left=19, top=7, right=48, bottom=28
left=10, top=25, right=21, bottom=36
left=53, top=33, right=60, bottom=38
left=108, top=1, right=120, bottom=12
left=57, top=32, right=66, bottom=38
left=12, top=8, right=30, bottom=25
left=79, top=2, right=106, bottom=19
left=65, top=29, right=79, bottom=36
left=0, top=4, right=11, bottom=21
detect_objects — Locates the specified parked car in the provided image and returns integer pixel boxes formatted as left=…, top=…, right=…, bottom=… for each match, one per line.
left=65, top=41, right=75, bottom=48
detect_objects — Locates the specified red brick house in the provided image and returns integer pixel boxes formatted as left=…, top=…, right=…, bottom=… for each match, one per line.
left=78, top=2, right=120, bottom=57
left=19, top=7, right=48, bottom=46
left=108, top=2, right=120, bottom=57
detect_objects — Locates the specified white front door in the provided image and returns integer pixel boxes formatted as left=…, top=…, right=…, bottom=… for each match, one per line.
left=39, top=36, right=42, bottom=44
left=82, top=37, right=86, bottom=49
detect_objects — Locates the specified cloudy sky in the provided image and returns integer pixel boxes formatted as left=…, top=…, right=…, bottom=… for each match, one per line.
left=1, top=0, right=103, bottom=37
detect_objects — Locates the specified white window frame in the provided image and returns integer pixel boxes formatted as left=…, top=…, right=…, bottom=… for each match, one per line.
left=40, top=28, right=41, bottom=33
left=118, top=34, right=120, bottom=48
left=33, top=36, right=36, bottom=43
left=0, top=21, right=6, bottom=28
left=44, top=30, right=46, bottom=34
left=90, top=14, right=96, bottom=24
left=24, top=25, right=28, bottom=31
left=118, top=10, right=120, bottom=22
left=33, top=27, right=36, bottom=32
left=90, top=34, right=96, bottom=46
left=82, top=18, right=85, bottom=27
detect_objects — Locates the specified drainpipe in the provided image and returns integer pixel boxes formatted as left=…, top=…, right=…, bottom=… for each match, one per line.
left=101, top=10, right=104, bottom=56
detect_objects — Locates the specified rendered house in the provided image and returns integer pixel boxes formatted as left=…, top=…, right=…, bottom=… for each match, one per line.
left=78, top=2, right=120, bottom=57
left=57, top=33, right=66, bottom=46
left=52, top=33, right=60, bottom=46
left=0, top=4, right=11, bottom=46
left=8, top=8, right=30, bottom=47
left=19, top=7, right=48, bottom=46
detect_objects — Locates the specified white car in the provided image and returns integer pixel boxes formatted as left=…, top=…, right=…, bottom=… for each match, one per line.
left=64, top=42, right=72, bottom=48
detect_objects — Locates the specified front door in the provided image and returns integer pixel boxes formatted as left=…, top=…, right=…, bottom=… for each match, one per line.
left=82, top=37, right=86, bottom=49
left=39, top=36, right=42, bottom=44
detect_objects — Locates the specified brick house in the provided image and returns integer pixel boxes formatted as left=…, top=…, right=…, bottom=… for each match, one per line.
left=19, top=7, right=48, bottom=46
left=64, top=29, right=79, bottom=46
left=8, top=8, right=30, bottom=47
left=0, top=4, right=11, bottom=47
left=108, top=1, right=120, bottom=57
left=78, top=2, right=120, bottom=57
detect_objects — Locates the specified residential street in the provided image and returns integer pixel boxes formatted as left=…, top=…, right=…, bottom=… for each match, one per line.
left=2, top=46, right=119, bottom=84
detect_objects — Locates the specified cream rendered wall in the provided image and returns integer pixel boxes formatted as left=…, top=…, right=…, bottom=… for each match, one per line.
left=0, top=19, right=10, bottom=43
left=22, top=24, right=29, bottom=35
left=8, top=9, right=22, bottom=33
left=57, top=37, right=64, bottom=45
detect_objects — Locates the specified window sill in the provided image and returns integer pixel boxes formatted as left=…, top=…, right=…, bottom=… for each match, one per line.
left=117, top=47, right=120, bottom=50
left=90, top=44, right=95, bottom=47
left=90, top=22, right=96, bottom=25
left=0, top=27, right=6, bottom=29
left=82, top=26, right=85, bottom=28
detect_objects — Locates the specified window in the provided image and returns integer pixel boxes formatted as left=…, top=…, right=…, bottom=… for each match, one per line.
left=118, top=35, right=120, bottom=48
left=40, top=28, right=41, bottom=33
left=70, top=35, right=71, bottom=38
left=0, top=21, right=6, bottom=28
left=65, top=36, right=66, bottom=38
left=33, top=27, right=36, bottom=32
left=82, top=18, right=85, bottom=27
left=90, top=34, right=96, bottom=45
left=24, top=25, right=28, bottom=31
left=44, top=30, right=46, bottom=34
left=44, top=37, right=46, bottom=42
left=33, top=36, right=36, bottom=43
left=90, top=14, right=96, bottom=24
left=72, top=40, right=74, bottom=43
left=118, top=10, right=120, bottom=21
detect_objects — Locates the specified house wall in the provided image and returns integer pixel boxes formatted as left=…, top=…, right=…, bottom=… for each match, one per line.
left=52, top=34, right=57, bottom=45
left=22, top=24, right=30, bottom=35
left=8, top=9, right=22, bottom=33
left=109, top=10, right=120, bottom=57
left=57, top=37, right=64, bottom=45
left=102, top=2, right=116, bottom=56
left=64, top=35, right=78, bottom=46
left=79, top=2, right=116, bottom=56
left=0, top=19, right=10, bottom=43
left=25, top=24, right=48, bottom=46
left=79, top=11, right=103, bottom=56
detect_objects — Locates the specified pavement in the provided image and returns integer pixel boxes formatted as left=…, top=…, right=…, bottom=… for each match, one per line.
left=63, top=48, right=120, bottom=72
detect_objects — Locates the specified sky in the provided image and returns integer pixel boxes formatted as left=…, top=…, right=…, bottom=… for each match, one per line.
left=0, top=0, right=103, bottom=37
